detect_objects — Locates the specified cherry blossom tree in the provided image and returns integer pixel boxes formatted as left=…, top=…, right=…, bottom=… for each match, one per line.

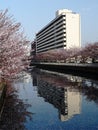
left=0, top=9, right=30, bottom=81
left=80, top=42, right=98, bottom=63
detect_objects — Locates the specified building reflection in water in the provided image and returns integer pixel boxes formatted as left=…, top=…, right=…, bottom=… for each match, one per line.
left=31, top=69, right=83, bottom=121
left=62, top=88, right=81, bottom=121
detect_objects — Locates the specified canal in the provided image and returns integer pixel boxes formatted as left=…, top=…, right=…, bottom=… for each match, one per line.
left=0, top=68, right=98, bottom=130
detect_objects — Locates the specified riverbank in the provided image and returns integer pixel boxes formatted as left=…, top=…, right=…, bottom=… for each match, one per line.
left=0, top=83, right=6, bottom=118
left=31, top=62, right=98, bottom=80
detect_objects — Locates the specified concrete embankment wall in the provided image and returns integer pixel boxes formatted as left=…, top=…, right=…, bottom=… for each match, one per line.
left=0, top=83, right=6, bottom=117
left=32, top=63, right=98, bottom=79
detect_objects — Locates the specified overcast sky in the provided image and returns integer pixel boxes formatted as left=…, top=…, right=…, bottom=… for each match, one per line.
left=0, top=0, right=98, bottom=46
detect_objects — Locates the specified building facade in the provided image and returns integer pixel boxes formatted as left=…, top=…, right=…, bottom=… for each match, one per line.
left=31, top=40, right=36, bottom=55
left=36, top=9, right=81, bottom=53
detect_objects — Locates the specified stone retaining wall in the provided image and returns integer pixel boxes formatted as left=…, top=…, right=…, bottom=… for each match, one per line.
left=33, top=63, right=98, bottom=80
left=0, top=83, right=6, bottom=118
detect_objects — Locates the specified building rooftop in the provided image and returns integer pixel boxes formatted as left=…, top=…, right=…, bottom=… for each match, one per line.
left=56, top=9, right=72, bottom=17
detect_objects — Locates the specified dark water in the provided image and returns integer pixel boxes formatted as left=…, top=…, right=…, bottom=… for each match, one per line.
left=0, top=68, right=98, bottom=130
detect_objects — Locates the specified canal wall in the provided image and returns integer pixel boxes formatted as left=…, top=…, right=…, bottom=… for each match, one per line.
left=31, top=62, right=98, bottom=79
left=0, top=83, right=6, bottom=118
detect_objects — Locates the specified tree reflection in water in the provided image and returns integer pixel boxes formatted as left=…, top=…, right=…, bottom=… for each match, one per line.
left=0, top=83, right=33, bottom=130
left=82, top=81, right=98, bottom=104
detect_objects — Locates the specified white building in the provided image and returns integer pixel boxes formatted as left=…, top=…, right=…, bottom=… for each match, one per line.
left=36, top=9, right=81, bottom=53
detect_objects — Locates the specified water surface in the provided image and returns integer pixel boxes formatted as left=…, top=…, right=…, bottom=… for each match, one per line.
left=0, top=68, right=98, bottom=130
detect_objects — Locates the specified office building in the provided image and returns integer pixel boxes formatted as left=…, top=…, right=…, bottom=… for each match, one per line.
left=31, top=40, right=36, bottom=55
left=36, top=9, right=81, bottom=53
